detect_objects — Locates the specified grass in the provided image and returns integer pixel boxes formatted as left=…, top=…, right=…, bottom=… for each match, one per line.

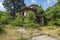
left=0, top=25, right=60, bottom=40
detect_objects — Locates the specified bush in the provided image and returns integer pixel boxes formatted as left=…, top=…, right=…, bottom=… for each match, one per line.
left=47, top=21, right=55, bottom=26
left=0, top=12, right=10, bottom=24
left=23, top=11, right=40, bottom=27
left=45, top=6, right=60, bottom=26
left=11, top=11, right=40, bottom=27
left=11, top=14, right=23, bottom=26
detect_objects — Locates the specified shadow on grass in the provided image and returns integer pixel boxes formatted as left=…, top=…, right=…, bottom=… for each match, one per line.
left=0, top=25, right=6, bottom=35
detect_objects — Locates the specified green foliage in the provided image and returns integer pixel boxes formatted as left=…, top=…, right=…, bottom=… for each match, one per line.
left=23, top=11, right=39, bottom=27
left=45, top=5, right=60, bottom=26
left=0, top=11, right=10, bottom=24
left=11, top=11, right=39, bottom=27
left=23, top=23, right=39, bottom=27
left=24, top=11, right=36, bottom=23
left=3, top=0, right=25, bottom=18
left=47, top=21, right=55, bottom=26
left=55, top=0, right=60, bottom=6
left=0, top=1, right=60, bottom=27
left=37, top=6, right=43, bottom=13
left=37, top=5, right=44, bottom=18
left=11, top=13, right=23, bottom=26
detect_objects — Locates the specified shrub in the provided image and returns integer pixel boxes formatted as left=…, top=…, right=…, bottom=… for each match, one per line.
left=0, top=12, right=10, bottom=24
left=23, top=11, right=40, bottom=27
left=47, top=21, right=55, bottom=26
left=11, top=14, right=23, bottom=26
left=45, top=6, right=60, bottom=26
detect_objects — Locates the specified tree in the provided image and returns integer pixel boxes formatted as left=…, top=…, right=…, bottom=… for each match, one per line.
left=2, top=0, right=25, bottom=18
left=37, top=6, right=43, bottom=13
left=24, top=11, right=36, bottom=23
left=45, top=5, right=60, bottom=26
left=55, top=0, right=60, bottom=6
left=57, top=0, right=60, bottom=5
left=37, top=5, right=44, bottom=26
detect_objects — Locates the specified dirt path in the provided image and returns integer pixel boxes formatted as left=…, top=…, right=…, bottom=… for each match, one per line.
left=31, top=35, right=57, bottom=40
left=17, top=28, right=58, bottom=40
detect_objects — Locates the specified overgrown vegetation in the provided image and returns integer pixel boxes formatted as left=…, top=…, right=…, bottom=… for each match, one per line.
left=0, top=25, right=60, bottom=40
left=0, top=0, right=60, bottom=40
left=11, top=13, right=23, bottom=26
left=23, top=11, right=39, bottom=27
left=0, top=11, right=10, bottom=24
left=44, top=0, right=60, bottom=26
left=0, top=0, right=60, bottom=26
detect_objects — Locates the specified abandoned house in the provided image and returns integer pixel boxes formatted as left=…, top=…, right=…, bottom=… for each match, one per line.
left=19, top=4, right=44, bottom=26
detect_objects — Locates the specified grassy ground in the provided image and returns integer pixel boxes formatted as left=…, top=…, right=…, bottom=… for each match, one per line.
left=0, top=25, right=60, bottom=40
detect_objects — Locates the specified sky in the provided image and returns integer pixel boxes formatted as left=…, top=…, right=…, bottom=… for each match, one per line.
left=0, top=0, right=57, bottom=11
